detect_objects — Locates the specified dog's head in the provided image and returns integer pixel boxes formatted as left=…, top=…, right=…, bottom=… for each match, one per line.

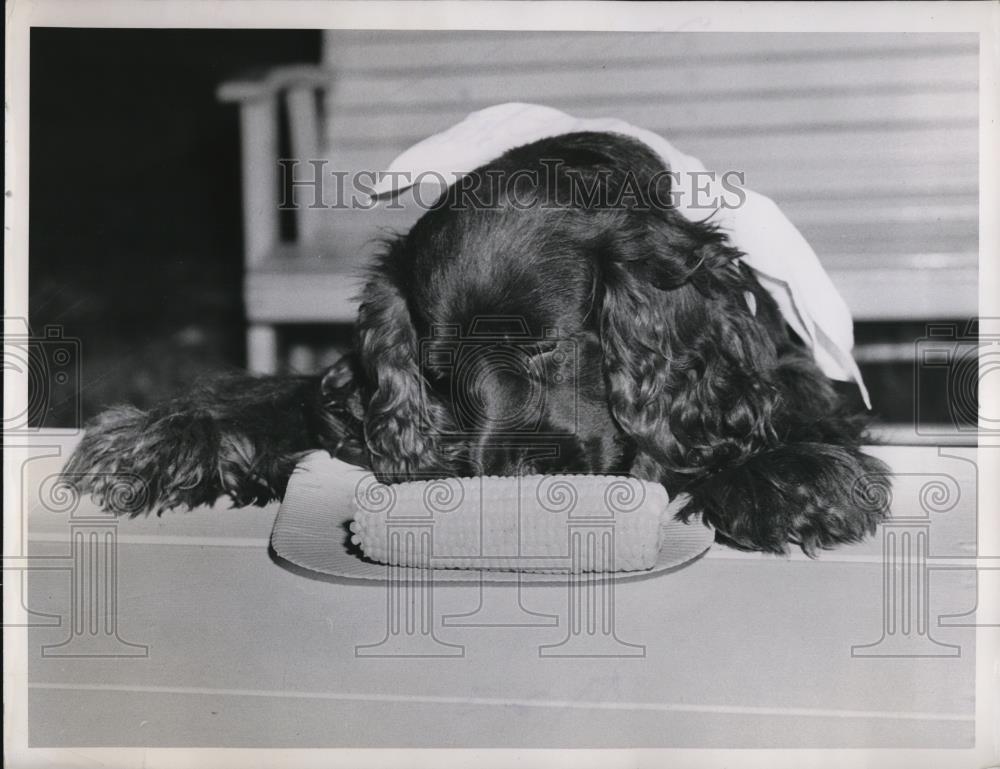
left=347, top=132, right=800, bottom=488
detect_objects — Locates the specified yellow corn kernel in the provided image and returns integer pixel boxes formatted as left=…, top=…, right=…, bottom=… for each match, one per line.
left=349, top=474, right=668, bottom=573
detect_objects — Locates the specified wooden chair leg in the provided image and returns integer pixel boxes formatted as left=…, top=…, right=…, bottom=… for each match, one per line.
left=247, top=324, right=278, bottom=374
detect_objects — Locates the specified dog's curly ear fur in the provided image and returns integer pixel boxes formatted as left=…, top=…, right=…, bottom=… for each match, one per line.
left=599, top=206, right=890, bottom=555
left=356, top=249, right=444, bottom=479
left=316, top=352, right=368, bottom=466
left=600, top=207, right=778, bottom=477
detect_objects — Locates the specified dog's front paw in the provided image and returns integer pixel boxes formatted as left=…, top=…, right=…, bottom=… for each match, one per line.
left=63, top=405, right=228, bottom=515
left=785, top=482, right=890, bottom=557
left=683, top=443, right=891, bottom=556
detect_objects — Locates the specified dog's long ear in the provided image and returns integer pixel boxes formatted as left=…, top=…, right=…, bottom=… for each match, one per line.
left=317, top=351, right=368, bottom=466
left=599, top=206, right=782, bottom=485
left=355, top=254, right=442, bottom=479
left=599, top=205, right=889, bottom=554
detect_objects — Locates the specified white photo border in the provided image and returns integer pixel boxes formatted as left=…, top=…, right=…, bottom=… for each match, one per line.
left=5, top=2, right=998, bottom=768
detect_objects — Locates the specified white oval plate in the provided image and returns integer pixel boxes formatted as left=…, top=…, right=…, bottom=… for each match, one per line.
left=270, top=452, right=714, bottom=584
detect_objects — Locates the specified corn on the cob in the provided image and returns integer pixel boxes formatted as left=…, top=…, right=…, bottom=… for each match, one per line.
left=349, top=474, right=668, bottom=573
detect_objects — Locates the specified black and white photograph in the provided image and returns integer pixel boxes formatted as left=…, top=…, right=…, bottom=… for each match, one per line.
left=4, top=2, right=998, bottom=768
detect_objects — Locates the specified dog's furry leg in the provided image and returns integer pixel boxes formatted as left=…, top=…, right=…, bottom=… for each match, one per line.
left=64, top=365, right=364, bottom=514
left=677, top=442, right=891, bottom=556
left=671, top=361, right=893, bottom=556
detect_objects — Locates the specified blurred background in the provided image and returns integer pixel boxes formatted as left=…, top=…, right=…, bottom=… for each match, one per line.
left=29, top=29, right=979, bottom=441
left=29, top=28, right=322, bottom=422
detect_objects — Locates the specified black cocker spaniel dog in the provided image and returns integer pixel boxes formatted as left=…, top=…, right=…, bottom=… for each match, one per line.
left=66, top=131, right=890, bottom=555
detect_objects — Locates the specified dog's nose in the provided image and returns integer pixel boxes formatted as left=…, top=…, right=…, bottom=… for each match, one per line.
left=463, top=438, right=583, bottom=477
left=464, top=441, right=525, bottom=476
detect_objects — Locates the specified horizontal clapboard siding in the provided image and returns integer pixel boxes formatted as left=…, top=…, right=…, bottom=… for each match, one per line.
left=323, top=93, right=976, bottom=148
left=285, top=30, right=976, bottom=320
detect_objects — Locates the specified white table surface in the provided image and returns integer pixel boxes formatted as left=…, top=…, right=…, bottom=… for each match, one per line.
left=15, top=432, right=978, bottom=748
